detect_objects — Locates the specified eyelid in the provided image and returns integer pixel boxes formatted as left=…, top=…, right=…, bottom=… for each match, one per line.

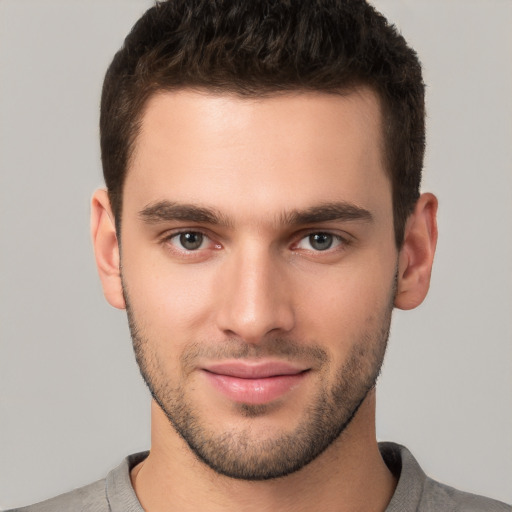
left=290, top=229, right=352, bottom=252
left=160, top=228, right=222, bottom=254
left=158, top=227, right=352, bottom=256
left=160, top=227, right=212, bottom=242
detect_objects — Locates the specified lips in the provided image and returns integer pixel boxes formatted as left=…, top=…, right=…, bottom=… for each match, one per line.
left=202, top=361, right=309, bottom=405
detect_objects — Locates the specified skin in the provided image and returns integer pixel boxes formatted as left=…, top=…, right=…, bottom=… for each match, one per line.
left=92, top=88, right=437, bottom=511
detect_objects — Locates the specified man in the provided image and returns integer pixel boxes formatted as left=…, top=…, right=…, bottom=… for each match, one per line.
left=8, top=1, right=509, bottom=511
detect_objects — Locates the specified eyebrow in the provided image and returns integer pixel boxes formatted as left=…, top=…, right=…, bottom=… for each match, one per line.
left=138, top=200, right=373, bottom=227
left=281, top=202, right=373, bottom=225
left=139, top=201, right=233, bottom=227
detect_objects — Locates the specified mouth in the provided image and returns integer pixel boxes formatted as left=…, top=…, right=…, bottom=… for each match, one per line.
left=201, top=361, right=310, bottom=405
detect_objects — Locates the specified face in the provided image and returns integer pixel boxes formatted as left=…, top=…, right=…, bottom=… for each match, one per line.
left=120, top=89, right=398, bottom=479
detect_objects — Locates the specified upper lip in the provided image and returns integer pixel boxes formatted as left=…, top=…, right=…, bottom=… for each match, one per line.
left=202, top=361, right=308, bottom=379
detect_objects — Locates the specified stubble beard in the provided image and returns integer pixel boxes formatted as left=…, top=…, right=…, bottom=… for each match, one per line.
left=124, top=286, right=394, bottom=481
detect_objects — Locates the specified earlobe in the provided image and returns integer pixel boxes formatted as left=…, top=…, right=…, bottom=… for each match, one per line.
left=91, top=189, right=126, bottom=310
left=394, top=193, right=438, bottom=310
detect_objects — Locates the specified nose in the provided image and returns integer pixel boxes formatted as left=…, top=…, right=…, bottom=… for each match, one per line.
left=215, top=245, right=295, bottom=344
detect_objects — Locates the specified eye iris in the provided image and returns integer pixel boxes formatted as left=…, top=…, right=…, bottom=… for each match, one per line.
left=309, top=233, right=333, bottom=251
left=180, top=232, right=203, bottom=250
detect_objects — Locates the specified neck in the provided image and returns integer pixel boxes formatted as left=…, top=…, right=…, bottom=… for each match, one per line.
left=131, top=391, right=396, bottom=512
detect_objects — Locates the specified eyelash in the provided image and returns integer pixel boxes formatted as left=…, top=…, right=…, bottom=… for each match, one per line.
left=292, top=232, right=349, bottom=253
left=160, top=229, right=351, bottom=256
left=160, top=230, right=220, bottom=256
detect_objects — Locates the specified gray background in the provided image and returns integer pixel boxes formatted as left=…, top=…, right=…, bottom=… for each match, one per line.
left=1, top=0, right=511, bottom=508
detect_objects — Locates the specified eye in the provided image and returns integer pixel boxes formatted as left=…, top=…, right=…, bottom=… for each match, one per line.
left=295, top=232, right=343, bottom=251
left=169, top=231, right=209, bottom=251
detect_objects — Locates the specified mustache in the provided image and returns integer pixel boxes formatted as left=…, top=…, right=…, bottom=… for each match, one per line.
left=123, top=285, right=330, bottom=369
left=180, top=337, right=329, bottom=368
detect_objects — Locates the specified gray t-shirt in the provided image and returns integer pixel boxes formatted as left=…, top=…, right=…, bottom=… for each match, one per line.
left=7, top=443, right=511, bottom=511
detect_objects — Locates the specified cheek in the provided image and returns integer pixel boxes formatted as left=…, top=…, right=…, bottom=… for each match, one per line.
left=294, top=257, right=396, bottom=351
left=122, top=250, right=221, bottom=345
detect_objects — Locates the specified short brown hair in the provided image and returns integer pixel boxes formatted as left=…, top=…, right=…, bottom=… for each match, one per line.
left=100, top=0, right=424, bottom=247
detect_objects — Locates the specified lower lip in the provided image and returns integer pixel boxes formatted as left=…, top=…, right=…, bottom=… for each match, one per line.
left=203, top=371, right=308, bottom=405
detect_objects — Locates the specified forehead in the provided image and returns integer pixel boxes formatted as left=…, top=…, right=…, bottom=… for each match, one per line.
left=125, top=88, right=390, bottom=223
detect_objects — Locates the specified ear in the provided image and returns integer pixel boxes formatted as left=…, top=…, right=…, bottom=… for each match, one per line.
left=394, top=193, right=438, bottom=310
left=91, top=189, right=126, bottom=310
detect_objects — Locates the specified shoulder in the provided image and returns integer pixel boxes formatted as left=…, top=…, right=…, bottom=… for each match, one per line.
left=4, top=451, right=148, bottom=512
left=421, top=478, right=511, bottom=512
left=380, top=442, right=511, bottom=512
left=4, top=479, right=108, bottom=512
